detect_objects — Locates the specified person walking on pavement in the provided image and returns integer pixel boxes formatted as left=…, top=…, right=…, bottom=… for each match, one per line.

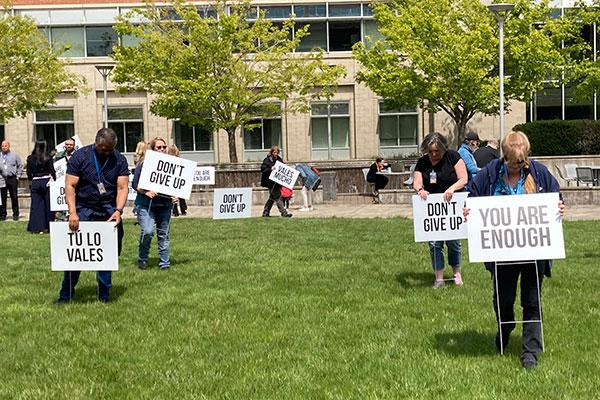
left=260, top=145, right=292, bottom=218
left=1, top=140, right=24, bottom=221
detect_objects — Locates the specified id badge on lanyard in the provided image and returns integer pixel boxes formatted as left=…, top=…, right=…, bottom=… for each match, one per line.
left=93, top=147, right=108, bottom=195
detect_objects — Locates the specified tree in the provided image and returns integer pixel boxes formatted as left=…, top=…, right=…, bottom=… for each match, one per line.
left=353, top=0, right=580, bottom=144
left=112, top=0, right=345, bottom=163
left=0, top=11, right=85, bottom=122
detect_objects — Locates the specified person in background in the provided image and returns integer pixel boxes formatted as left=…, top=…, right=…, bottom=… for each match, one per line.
left=54, top=137, right=76, bottom=163
left=465, top=130, right=565, bottom=369
left=55, top=128, right=129, bottom=304
left=260, top=145, right=292, bottom=218
left=458, top=132, right=480, bottom=182
left=133, top=140, right=147, bottom=168
left=26, top=141, right=56, bottom=233
left=132, top=137, right=177, bottom=270
left=413, top=132, right=468, bottom=289
left=168, top=144, right=188, bottom=217
left=474, top=138, right=500, bottom=168
left=295, top=163, right=321, bottom=212
left=1, top=140, right=24, bottom=221
left=367, top=157, right=388, bottom=204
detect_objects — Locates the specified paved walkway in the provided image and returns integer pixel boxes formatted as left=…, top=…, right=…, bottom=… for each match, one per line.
left=6, top=203, right=596, bottom=222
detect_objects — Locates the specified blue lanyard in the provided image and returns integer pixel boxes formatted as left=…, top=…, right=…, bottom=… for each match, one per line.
left=92, top=145, right=108, bottom=184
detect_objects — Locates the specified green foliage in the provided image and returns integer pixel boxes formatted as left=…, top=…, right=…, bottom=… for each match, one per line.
left=0, top=218, right=599, bottom=398
left=353, top=0, right=579, bottom=144
left=0, top=12, right=86, bottom=121
left=112, top=0, right=345, bottom=163
left=513, top=119, right=600, bottom=155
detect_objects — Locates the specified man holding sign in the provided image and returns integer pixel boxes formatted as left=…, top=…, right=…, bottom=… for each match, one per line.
left=55, top=128, right=129, bottom=304
left=465, top=131, right=566, bottom=369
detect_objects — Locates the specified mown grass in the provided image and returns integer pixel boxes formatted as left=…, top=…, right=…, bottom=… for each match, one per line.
left=0, top=218, right=598, bottom=399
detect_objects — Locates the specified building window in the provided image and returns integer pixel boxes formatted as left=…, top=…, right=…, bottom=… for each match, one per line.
left=243, top=118, right=282, bottom=151
left=107, top=107, right=144, bottom=153
left=34, top=109, right=75, bottom=150
left=533, top=86, right=562, bottom=120
left=293, top=4, right=326, bottom=18
left=311, top=102, right=350, bottom=160
left=378, top=102, right=418, bottom=147
left=565, top=87, right=593, bottom=120
left=174, top=122, right=213, bottom=152
left=329, top=21, right=361, bottom=51
left=328, top=4, right=362, bottom=17
left=51, top=27, right=85, bottom=57
left=296, top=22, right=327, bottom=51
left=86, top=26, right=118, bottom=56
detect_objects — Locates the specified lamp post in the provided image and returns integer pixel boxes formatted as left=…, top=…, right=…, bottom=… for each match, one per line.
left=488, top=3, right=514, bottom=148
left=95, top=65, right=114, bottom=129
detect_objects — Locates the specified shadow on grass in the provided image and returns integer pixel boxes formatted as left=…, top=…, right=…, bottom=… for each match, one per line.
left=395, top=271, right=432, bottom=288
left=434, top=330, right=498, bottom=356
left=64, top=284, right=127, bottom=304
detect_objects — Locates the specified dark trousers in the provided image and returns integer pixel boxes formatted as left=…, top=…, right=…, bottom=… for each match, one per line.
left=172, top=198, right=187, bottom=216
left=27, top=178, right=54, bottom=232
left=0, top=176, right=19, bottom=219
left=262, top=185, right=288, bottom=216
left=493, top=262, right=544, bottom=360
left=58, top=211, right=124, bottom=301
left=368, top=174, right=389, bottom=190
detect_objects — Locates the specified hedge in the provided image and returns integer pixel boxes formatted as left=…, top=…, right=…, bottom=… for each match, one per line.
left=513, top=120, right=600, bottom=156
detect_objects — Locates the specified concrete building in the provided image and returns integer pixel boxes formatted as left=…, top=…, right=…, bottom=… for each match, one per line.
left=2, top=0, right=589, bottom=164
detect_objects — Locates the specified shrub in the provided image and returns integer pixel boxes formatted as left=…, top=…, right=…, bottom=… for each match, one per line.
left=513, top=120, right=600, bottom=156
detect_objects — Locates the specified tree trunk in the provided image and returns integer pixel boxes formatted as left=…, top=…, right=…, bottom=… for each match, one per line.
left=227, top=128, right=238, bottom=163
left=455, top=121, right=468, bottom=149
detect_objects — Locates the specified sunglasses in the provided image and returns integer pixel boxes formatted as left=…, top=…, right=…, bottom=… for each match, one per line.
left=504, top=157, right=525, bottom=165
left=155, top=145, right=167, bottom=150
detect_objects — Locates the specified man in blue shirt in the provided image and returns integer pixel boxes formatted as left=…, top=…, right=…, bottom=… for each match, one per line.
left=55, top=128, right=130, bottom=304
left=458, top=131, right=480, bottom=182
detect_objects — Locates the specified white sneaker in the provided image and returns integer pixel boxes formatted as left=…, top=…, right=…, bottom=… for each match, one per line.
left=433, top=280, right=445, bottom=289
left=299, top=207, right=311, bottom=212
left=308, top=206, right=314, bottom=211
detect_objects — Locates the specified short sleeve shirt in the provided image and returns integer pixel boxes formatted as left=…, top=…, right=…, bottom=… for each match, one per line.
left=66, top=144, right=130, bottom=213
left=415, top=150, right=462, bottom=194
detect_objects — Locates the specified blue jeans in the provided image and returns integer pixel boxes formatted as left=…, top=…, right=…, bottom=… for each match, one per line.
left=137, top=203, right=172, bottom=268
left=428, top=240, right=461, bottom=271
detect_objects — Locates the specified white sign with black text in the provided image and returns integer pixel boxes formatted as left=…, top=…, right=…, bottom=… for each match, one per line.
left=466, top=193, right=565, bottom=262
left=137, top=150, right=197, bottom=200
left=268, top=161, right=299, bottom=190
left=213, top=188, right=253, bottom=219
left=50, top=221, right=119, bottom=271
left=193, top=166, right=215, bottom=185
left=53, top=158, right=68, bottom=181
left=127, top=174, right=137, bottom=201
left=412, top=192, right=469, bottom=242
left=49, top=177, right=68, bottom=212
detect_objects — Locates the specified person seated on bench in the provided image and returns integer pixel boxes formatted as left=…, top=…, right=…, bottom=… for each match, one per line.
left=367, top=157, right=389, bottom=196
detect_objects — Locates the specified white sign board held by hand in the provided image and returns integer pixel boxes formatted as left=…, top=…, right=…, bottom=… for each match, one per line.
left=413, top=192, right=468, bottom=242
left=53, top=158, right=68, bottom=181
left=193, top=166, right=216, bottom=185
left=213, top=188, right=252, bottom=219
left=137, top=150, right=197, bottom=200
left=269, top=161, right=299, bottom=190
left=50, top=221, right=119, bottom=271
left=466, top=193, right=565, bottom=263
left=49, top=177, right=68, bottom=212
left=127, top=174, right=137, bottom=201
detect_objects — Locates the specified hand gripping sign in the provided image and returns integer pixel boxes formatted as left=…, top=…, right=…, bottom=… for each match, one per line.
left=213, top=188, right=253, bottom=219
left=465, top=192, right=565, bottom=263
left=137, top=150, right=197, bottom=200
left=53, top=158, right=68, bottom=181
left=268, top=161, right=299, bottom=190
left=412, top=192, right=469, bottom=242
left=50, top=221, right=119, bottom=271
left=193, top=166, right=216, bottom=185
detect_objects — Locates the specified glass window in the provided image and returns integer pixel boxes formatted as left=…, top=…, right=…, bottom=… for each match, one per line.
left=86, top=26, right=118, bottom=57
left=293, top=4, right=326, bottom=18
left=310, top=102, right=350, bottom=158
left=121, top=34, right=142, bottom=48
left=296, top=22, right=327, bottom=52
left=260, top=6, right=292, bottom=19
left=363, top=20, right=384, bottom=48
left=565, top=86, right=593, bottom=120
left=243, top=118, right=282, bottom=150
left=49, top=9, right=85, bottom=24
left=174, top=121, right=213, bottom=151
left=378, top=102, right=418, bottom=148
left=85, top=8, right=119, bottom=24
left=51, top=27, right=85, bottom=57
left=19, top=10, right=50, bottom=25
left=328, top=4, right=361, bottom=17
left=329, top=21, right=361, bottom=51
left=534, top=86, right=562, bottom=120
left=107, top=107, right=144, bottom=153
left=362, top=4, right=374, bottom=17
left=310, top=118, right=329, bottom=149
left=34, top=109, right=75, bottom=150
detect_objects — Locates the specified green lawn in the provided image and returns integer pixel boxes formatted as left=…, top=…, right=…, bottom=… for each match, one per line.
left=1, top=218, right=598, bottom=399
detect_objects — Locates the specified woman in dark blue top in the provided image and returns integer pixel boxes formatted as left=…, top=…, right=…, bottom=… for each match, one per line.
left=26, top=141, right=56, bottom=233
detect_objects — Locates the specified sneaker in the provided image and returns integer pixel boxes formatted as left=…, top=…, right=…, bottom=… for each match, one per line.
left=308, top=206, right=314, bottom=211
left=521, top=355, right=537, bottom=370
left=54, top=298, right=70, bottom=305
left=138, top=261, right=147, bottom=270
left=453, top=272, right=463, bottom=286
left=299, top=207, right=311, bottom=212
left=282, top=213, right=293, bottom=218
left=160, top=265, right=170, bottom=270
left=432, top=280, right=444, bottom=289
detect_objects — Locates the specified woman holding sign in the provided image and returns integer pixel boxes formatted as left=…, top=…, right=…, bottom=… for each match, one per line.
left=260, top=146, right=292, bottom=218
left=413, top=132, right=468, bottom=289
left=466, top=131, right=565, bottom=369
left=26, top=141, right=56, bottom=233
left=132, top=137, right=177, bottom=270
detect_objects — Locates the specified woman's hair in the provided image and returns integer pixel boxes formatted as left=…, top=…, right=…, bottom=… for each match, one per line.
left=375, top=157, right=384, bottom=163
left=149, top=137, right=167, bottom=151
left=31, top=140, right=49, bottom=163
left=419, top=132, right=448, bottom=155
left=133, top=140, right=147, bottom=165
left=269, top=145, right=280, bottom=156
left=502, top=131, right=536, bottom=193
left=167, top=144, right=180, bottom=157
